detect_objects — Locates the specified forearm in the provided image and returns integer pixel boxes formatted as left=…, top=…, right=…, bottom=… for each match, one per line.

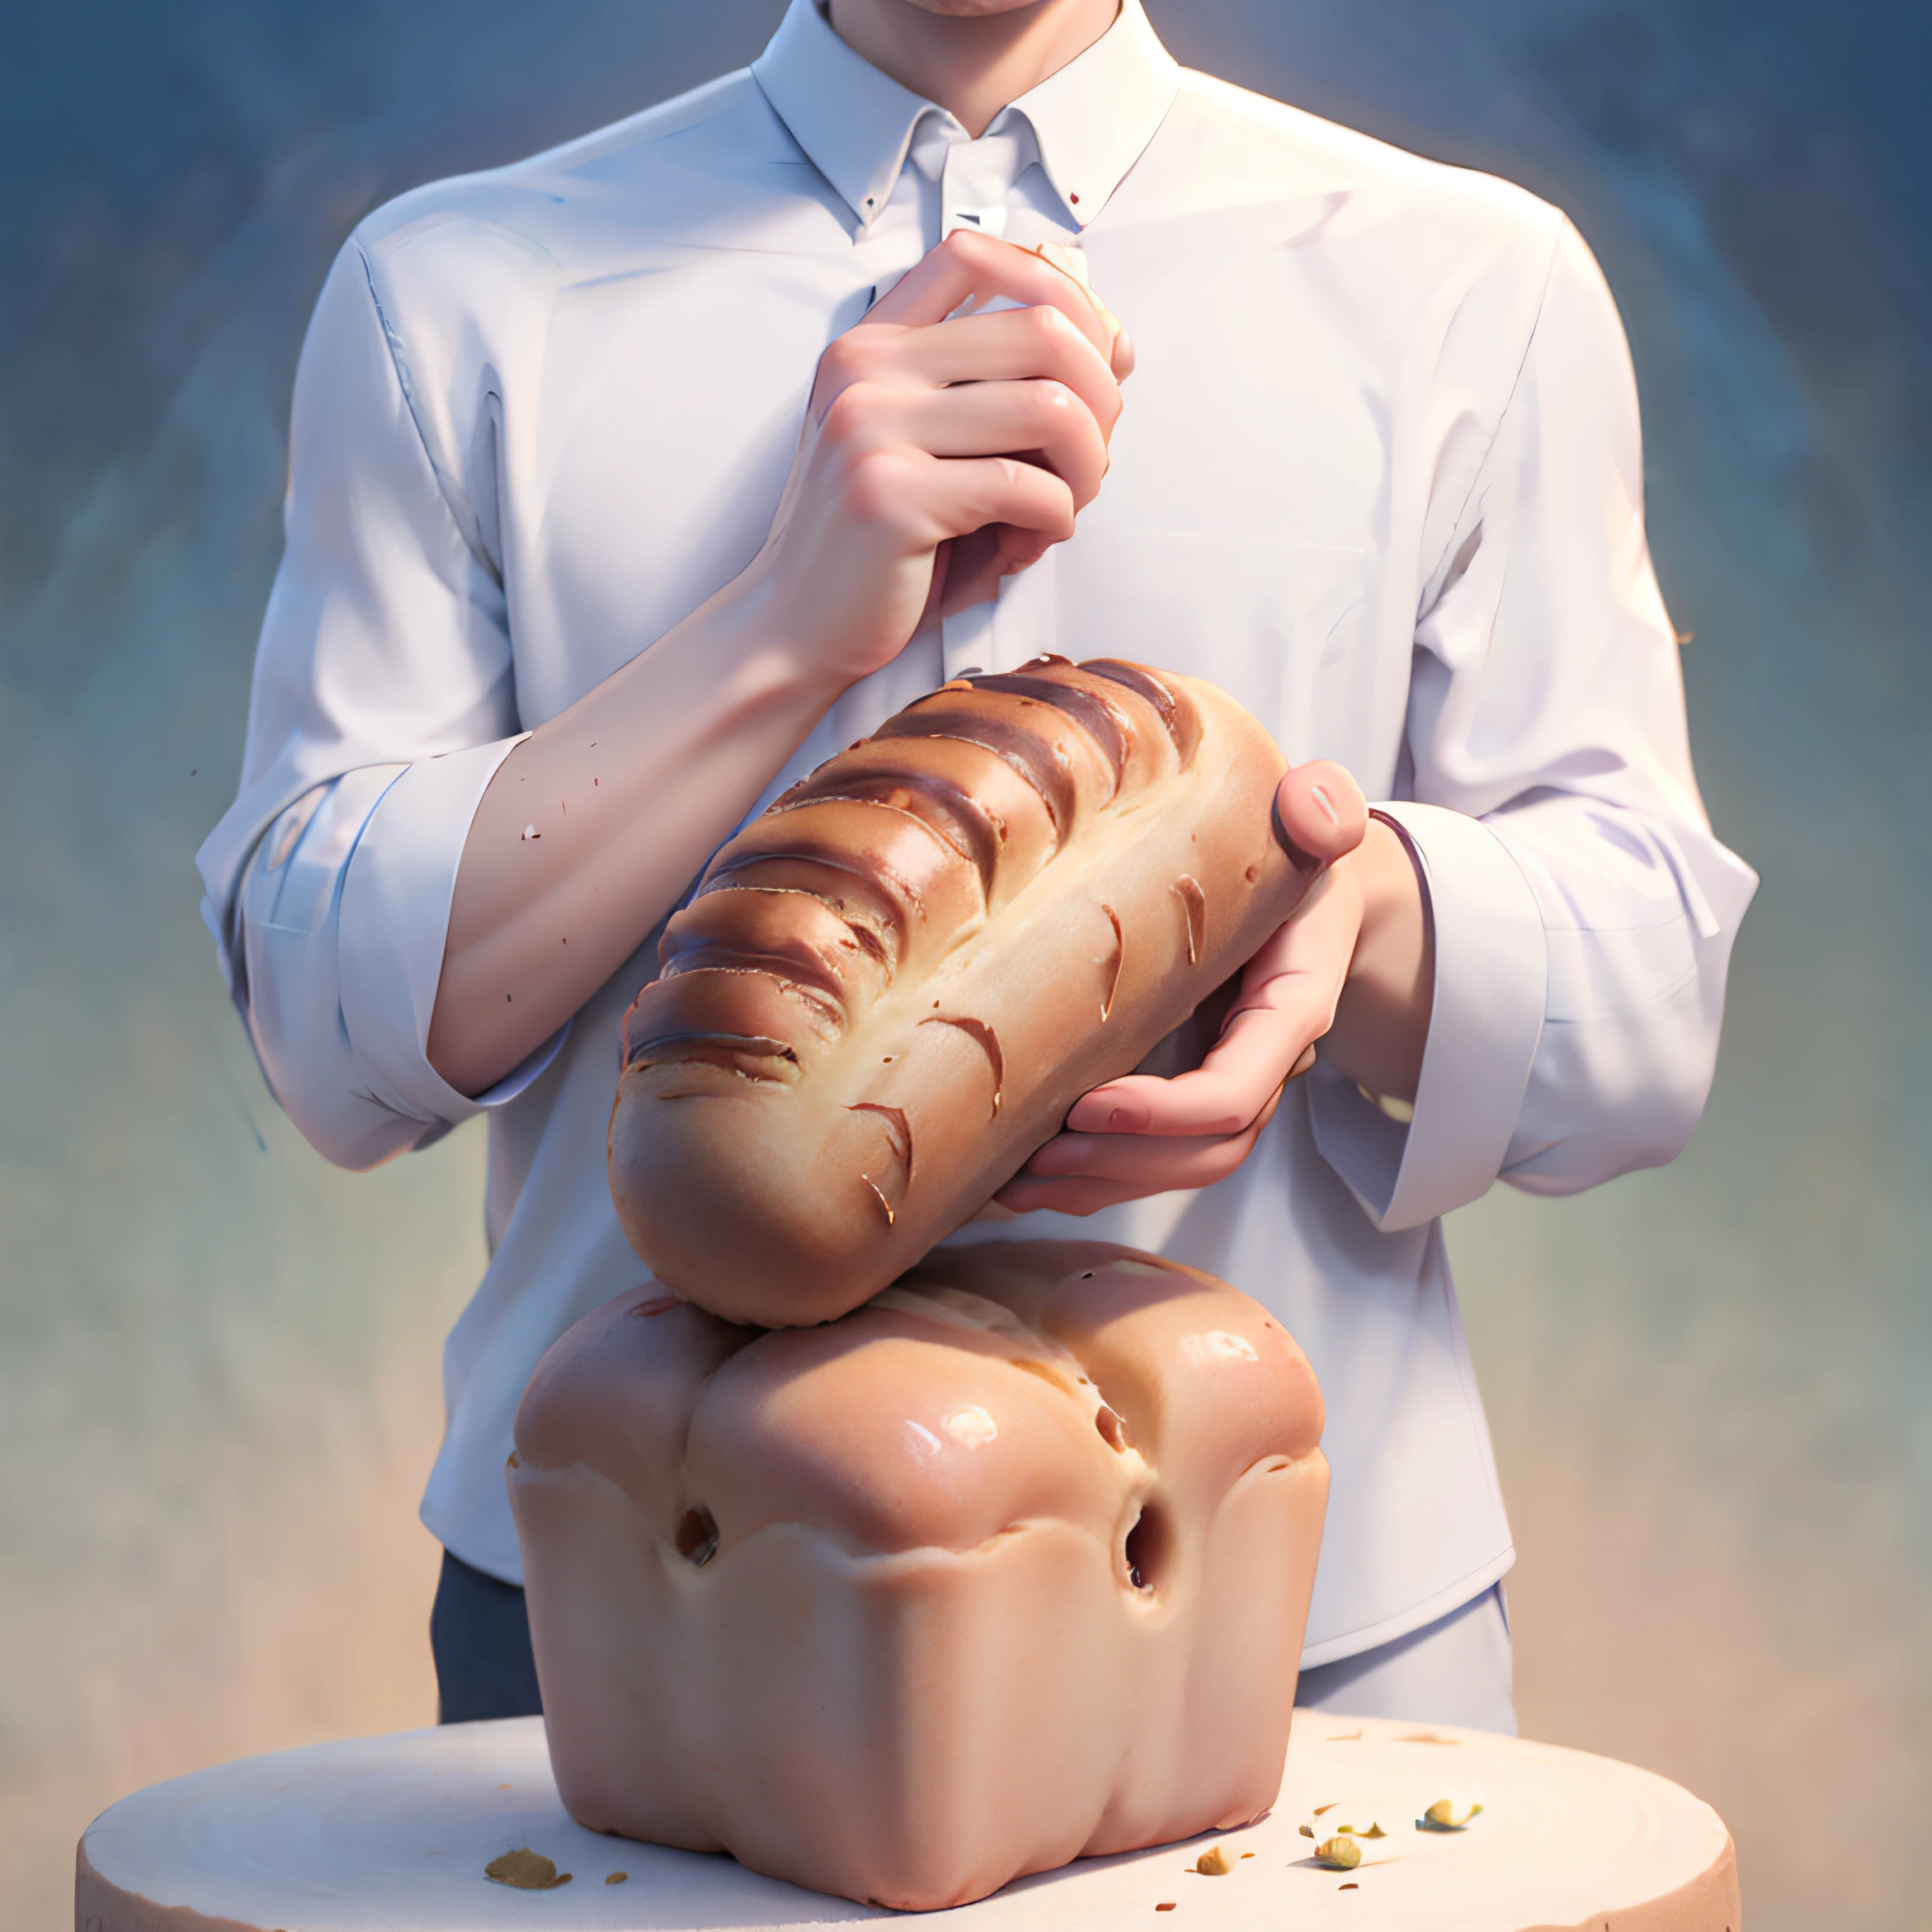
left=426, top=570, right=842, bottom=1096
left=429, top=231, right=1124, bottom=1097
left=1316, top=816, right=1434, bottom=1103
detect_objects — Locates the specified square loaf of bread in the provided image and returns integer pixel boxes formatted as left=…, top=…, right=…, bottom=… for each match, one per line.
left=509, top=1240, right=1328, bottom=1910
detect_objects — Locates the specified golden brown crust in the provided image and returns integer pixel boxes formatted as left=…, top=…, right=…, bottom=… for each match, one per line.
left=610, top=657, right=1313, bottom=1326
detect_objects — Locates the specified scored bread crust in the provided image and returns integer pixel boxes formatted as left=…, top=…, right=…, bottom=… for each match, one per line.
left=609, top=657, right=1317, bottom=1326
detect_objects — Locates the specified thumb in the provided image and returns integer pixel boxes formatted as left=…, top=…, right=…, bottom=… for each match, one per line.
left=1274, top=760, right=1367, bottom=870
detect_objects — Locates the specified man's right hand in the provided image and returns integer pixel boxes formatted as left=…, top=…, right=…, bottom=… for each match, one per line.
left=746, top=228, right=1133, bottom=693
left=429, top=229, right=1131, bottom=1097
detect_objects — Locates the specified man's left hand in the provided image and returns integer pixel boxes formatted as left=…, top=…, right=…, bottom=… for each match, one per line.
left=997, top=762, right=1433, bottom=1218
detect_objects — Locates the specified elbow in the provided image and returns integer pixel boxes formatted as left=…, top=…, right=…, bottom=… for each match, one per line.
left=280, top=1074, right=447, bottom=1172
left=1480, top=811, right=1755, bottom=1200
left=1502, top=1115, right=1695, bottom=1198
left=250, top=1011, right=447, bottom=1172
left=238, top=923, right=448, bottom=1172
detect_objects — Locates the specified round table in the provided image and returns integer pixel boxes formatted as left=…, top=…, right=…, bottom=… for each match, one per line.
left=77, top=1711, right=1737, bottom=1932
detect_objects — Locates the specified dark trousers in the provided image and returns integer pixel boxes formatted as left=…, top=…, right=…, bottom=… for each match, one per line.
left=431, top=1548, right=543, bottom=1722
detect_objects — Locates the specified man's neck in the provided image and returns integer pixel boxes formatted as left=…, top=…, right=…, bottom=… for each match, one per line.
left=827, top=0, right=1122, bottom=138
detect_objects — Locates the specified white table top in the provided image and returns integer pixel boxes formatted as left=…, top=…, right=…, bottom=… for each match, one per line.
left=78, top=1710, right=1738, bottom=1932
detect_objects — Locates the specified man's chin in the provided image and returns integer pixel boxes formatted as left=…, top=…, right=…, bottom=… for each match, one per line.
left=894, top=0, right=1056, bottom=18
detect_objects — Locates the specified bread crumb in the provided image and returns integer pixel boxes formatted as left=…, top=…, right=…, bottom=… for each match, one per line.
left=484, top=1849, right=573, bottom=1889
left=606, top=1872, right=628, bottom=1885
left=1192, top=1845, right=1232, bottom=1875
left=1418, top=1799, right=1483, bottom=1831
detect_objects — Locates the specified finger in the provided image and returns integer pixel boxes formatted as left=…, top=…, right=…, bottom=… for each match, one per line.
left=1063, top=969, right=1336, bottom=1138
left=820, top=308, right=1122, bottom=441
left=1004, top=1097, right=1275, bottom=1198
left=870, top=230, right=1119, bottom=365
left=895, top=309, right=1122, bottom=437
left=873, top=231, right=1116, bottom=354
left=868, top=450, right=1077, bottom=550
left=1231, top=860, right=1362, bottom=993
left=1274, top=760, right=1368, bottom=870
left=845, top=378, right=1110, bottom=507
left=940, top=525, right=1053, bottom=614
left=1027, top=241, right=1134, bottom=377
left=999, top=1143, right=1251, bottom=1216
left=1066, top=879, right=1359, bottom=1136
left=1064, top=1012, right=1310, bottom=1135
left=1140, top=1004, right=1324, bottom=1127
left=995, top=1171, right=1159, bottom=1218
left=995, top=1171, right=1153, bottom=1218
left=1019, top=1124, right=1259, bottom=1190
left=1034, top=1082, right=1284, bottom=1177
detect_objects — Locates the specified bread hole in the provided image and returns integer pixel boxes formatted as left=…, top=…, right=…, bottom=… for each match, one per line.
left=1124, top=1502, right=1169, bottom=1592
left=1095, top=1405, right=1132, bottom=1453
left=674, top=1507, right=719, bottom=1568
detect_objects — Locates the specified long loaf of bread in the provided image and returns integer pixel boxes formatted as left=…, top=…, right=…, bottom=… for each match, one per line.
left=610, top=657, right=1318, bottom=1325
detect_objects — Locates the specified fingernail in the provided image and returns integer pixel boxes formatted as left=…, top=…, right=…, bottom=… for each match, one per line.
left=1271, top=794, right=1322, bottom=874
left=1310, top=783, right=1340, bottom=827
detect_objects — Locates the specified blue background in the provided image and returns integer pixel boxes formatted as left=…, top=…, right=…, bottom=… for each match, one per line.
left=3, top=2, right=1927, bottom=1923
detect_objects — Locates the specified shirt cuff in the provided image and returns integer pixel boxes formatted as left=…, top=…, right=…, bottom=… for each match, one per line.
left=337, top=737, right=567, bottom=1126
left=1308, top=803, right=1547, bottom=1231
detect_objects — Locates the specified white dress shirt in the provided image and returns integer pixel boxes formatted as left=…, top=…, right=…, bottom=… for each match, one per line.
left=197, top=0, right=1756, bottom=1665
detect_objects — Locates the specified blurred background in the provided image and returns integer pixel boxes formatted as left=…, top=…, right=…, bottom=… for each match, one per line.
left=3, top=0, right=1926, bottom=1923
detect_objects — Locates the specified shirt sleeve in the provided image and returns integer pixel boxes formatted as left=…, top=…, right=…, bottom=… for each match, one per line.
left=195, top=239, right=563, bottom=1171
left=1308, top=218, right=1759, bottom=1230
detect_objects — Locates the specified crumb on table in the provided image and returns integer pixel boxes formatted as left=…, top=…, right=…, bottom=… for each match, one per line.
left=483, top=1849, right=573, bottom=1890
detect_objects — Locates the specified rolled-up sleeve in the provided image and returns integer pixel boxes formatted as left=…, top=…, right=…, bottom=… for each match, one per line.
left=1309, top=218, right=1758, bottom=1229
left=196, top=239, right=559, bottom=1170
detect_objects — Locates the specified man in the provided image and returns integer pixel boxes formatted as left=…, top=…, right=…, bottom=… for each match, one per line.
left=198, top=0, right=1755, bottom=1730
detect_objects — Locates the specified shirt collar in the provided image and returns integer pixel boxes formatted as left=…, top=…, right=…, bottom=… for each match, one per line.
left=751, top=0, right=1180, bottom=232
